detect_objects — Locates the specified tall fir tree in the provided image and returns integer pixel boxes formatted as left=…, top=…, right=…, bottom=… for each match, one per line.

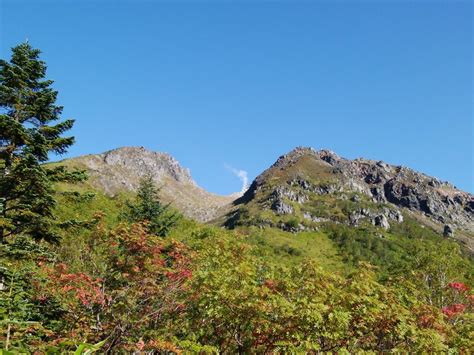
left=122, top=174, right=179, bottom=236
left=0, top=43, right=80, bottom=243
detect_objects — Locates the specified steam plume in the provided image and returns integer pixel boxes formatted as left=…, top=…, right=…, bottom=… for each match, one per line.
left=225, top=164, right=249, bottom=194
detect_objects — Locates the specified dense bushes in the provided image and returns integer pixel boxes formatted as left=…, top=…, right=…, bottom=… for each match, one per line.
left=175, top=234, right=472, bottom=353
left=1, top=214, right=473, bottom=352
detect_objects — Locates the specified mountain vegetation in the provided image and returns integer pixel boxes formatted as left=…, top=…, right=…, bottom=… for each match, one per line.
left=120, top=174, right=179, bottom=237
left=1, top=44, right=473, bottom=353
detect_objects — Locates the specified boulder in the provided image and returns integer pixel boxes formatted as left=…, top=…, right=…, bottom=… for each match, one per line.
left=443, top=224, right=454, bottom=237
left=373, top=214, right=390, bottom=230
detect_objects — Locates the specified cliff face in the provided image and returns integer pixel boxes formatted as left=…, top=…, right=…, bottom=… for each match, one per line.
left=315, top=148, right=472, bottom=231
left=61, top=147, right=236, bottom=222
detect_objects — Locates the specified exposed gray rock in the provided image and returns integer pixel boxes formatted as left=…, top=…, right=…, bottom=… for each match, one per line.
left=444, top=224, right=454, bottom=237
left=289, top=178, right=341, bottom=196
left=314, top=184, right=341, bottom=195
left=291, top=178, right=312, bottom=190
left=308, top=149, right=473, bottom=233
left=349, top=207, right=402, bottom=227
left=272, top=186, right=308, bottom=204
left=371, top=187, right=386, bottom=202
left=271, top=198, right=294, bottom=215
left=102, top=146, right=195, bottom=185
left=303, top=212, right=329, bottom=223
left=373, top=214, right=390, bottom=230
left=349, top=211, right=364, bottom=226
left=386, top=208, right=404, bottom=223
left=466, top=200, right=474, bottom=214
left=351, top=195, right=362, bottom=202
left=279, top=222, right=307, bottom=233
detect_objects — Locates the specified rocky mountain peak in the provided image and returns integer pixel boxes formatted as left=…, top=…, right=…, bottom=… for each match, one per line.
left=63, top=147, right=235, bottom=222
left=100, top=146, right=195, bottom=185
left=271, top=147, right=345, bottom=171
left=271, top=146, right=317, bottom=168
left=315, top=149, right=341, bottom=165
left=230, top=146, right=473, bottom=249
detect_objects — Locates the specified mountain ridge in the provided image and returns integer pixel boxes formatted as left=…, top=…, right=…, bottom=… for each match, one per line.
left=56, top=145, right=473, bottom=250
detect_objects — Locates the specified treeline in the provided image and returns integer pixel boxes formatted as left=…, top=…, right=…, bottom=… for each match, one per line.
left=0, top=44, right=473, bottom=353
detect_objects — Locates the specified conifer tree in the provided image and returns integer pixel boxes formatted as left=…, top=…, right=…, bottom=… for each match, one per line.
left=0, top=43, right=79, bottom=243
left=122, top=174, right=179, bottom=236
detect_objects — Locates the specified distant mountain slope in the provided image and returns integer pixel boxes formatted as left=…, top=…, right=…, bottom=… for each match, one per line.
left=225, top=147, right=474, bottom=251
left=57, top=147, right=236, bottom=222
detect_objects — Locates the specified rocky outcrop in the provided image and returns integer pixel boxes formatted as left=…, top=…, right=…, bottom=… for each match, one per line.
left=101, top=147, right=195, bottom=185
left=271, top=199, right=294, bottom=215
left=289, top=178, right=342, bottom=195
left=272, top=186, right=308, bottom=204
left=303, top=212, right=329, bottom=223
left=373, top=214, right=390, bottom=230
left=309, top=148, right=473, bottom=233
left=349, top=207, right=403, bottom=229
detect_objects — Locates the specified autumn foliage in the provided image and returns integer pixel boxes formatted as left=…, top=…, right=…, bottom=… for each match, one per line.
left=20, top=222, right=193, bottom=352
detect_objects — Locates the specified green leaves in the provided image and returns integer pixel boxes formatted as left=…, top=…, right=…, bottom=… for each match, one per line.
left=73, top=339, right=106, bottom=354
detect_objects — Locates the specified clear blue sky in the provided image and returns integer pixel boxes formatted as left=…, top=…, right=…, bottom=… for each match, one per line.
left=1, top=0, right=472, bottom=194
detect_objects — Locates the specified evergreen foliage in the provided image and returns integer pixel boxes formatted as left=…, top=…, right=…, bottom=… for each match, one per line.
left=0, top=43, right=82, bottom=243
left=121, top=174, right=179, bottom=236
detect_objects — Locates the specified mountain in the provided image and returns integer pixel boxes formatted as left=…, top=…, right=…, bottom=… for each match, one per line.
left=57, top=147, right=235, bottom=222
left=224, top=147, right=474, bottom=251
left=57, top=146, right=473, bottom=251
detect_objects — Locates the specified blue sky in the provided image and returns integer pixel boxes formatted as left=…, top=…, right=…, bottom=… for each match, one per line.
left=1, top=0, right=472, bottom=194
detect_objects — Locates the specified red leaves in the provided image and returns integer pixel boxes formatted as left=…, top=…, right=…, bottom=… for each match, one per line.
left=263, top=279, right=277, bottom=291
left=129, top=339, right=182, bottom=353
left=441, top=282, right=473, bottom=321
left=32, top=222, right=194, bottom=350
left=447, top=282, right=469, bottom=293
left=442, top=304, right=466, bottom=319
left=166, top=268, right=192, bottom=282
left=136, top=338, right=145, bottom=351
left=42, top=263, right=107, bottom=308
left=413, top=305, right=442, bottom=329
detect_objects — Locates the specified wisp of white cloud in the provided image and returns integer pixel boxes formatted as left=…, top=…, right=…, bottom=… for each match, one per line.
left=225, top=164, right=249, bottom=194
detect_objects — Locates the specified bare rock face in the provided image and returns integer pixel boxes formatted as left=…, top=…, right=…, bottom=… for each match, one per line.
left=102, top=147, right=195, bottom=185
left=348, top=207, right=402, bottom=229
left=64, top=147, right=236, bottom=222
left=308, top=149, right=473, bottom=233
left=271, top=198, right=294, bottom=215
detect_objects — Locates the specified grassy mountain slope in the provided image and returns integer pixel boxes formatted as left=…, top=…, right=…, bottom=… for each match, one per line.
left=223, top=147, right=474, bottom=254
